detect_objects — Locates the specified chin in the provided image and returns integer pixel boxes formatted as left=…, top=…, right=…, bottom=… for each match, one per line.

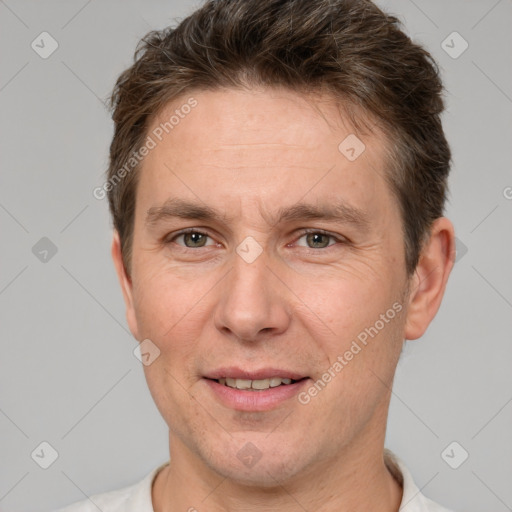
left=201, top=433, right=311, bottom=487
left=215, top=459, right=301, bottom=488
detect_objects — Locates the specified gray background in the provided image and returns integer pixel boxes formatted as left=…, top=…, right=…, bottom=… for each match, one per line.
left=0, top=0, right=511, bottom=510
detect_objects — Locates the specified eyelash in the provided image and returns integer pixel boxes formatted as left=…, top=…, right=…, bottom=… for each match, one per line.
left=164, top=228, right=347, bottom=251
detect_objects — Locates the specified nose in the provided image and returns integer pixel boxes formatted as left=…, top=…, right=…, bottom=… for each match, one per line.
left=213, top=248, right=291, bottom=343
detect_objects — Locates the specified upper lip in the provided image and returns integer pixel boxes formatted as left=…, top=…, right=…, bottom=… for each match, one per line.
left=205, top=367, right=308, bottom=381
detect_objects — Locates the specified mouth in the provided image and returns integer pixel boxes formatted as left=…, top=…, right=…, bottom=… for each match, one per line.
left=207, top=376, right=307, bottom=391
left=203, top=368, right=310, bottom=411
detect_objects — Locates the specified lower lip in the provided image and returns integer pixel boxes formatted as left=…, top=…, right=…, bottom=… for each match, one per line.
left=204, top=378, right=309, bottom=411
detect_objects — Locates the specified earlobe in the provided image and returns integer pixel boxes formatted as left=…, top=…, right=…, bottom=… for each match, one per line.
left=111, top=230, right=140, bottom=341
left=403, top=217, right=455, bottom=341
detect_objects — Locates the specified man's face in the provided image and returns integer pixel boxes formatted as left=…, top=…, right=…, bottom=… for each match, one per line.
left=119, top=87, right=411, bottom=484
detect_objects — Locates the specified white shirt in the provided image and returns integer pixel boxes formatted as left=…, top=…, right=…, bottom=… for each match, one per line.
left=55, top=449, right=453, bottom=511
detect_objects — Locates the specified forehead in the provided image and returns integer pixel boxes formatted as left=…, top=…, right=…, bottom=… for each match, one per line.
left=150, top=87, right=376, bottom=156
left=137, top=87, right=392, bottom=221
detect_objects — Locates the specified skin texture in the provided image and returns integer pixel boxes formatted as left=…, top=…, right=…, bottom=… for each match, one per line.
left=111, top=87, right=455, bottom=511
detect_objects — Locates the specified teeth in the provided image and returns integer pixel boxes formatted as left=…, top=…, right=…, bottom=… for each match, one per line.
left=252, top=379, right=271, bottom=390
left=217, top=377, right=295, bottom=390
left=269, top=377, right=283, bottom=388
left=234, top=378, right=251, bottom=389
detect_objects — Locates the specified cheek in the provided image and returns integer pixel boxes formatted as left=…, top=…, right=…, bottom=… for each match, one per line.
left=304, top=310, right=405, bottom=432
left=132, top=264, right=206, bottom=338
left=295, top=272, right=406, bottom=406
left=142, top=359, right=198, bottom=434
left=298, top=270, right=400, bottom=338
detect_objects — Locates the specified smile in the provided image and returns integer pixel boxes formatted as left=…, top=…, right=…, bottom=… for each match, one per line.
left=203, top=368, right=310, bottom=411
left=215, top=377, right=301, bottom=390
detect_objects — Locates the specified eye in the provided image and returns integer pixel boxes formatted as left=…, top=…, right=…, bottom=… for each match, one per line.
left=294, top=230, right=343, bottom=249
left=164, top=228, right=345, bottom=252
left=167, top=229, right=216, bottom=248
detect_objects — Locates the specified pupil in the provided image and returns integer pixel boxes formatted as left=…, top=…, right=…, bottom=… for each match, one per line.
left=308, top=233, right=328, bottom=248
left=186, top=232, right=206, bottom=247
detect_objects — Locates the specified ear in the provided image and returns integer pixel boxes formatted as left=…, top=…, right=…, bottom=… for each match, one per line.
left=404, top=217, right=455, bottom=340
left=111, top=230, right=140, bottom=341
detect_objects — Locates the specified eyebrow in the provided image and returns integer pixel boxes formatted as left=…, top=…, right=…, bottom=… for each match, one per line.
left=145, top=197, right=370, bottom=231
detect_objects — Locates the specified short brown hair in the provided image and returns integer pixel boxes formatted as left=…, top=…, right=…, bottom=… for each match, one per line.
left=106, top=0, right=450, bottom=277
